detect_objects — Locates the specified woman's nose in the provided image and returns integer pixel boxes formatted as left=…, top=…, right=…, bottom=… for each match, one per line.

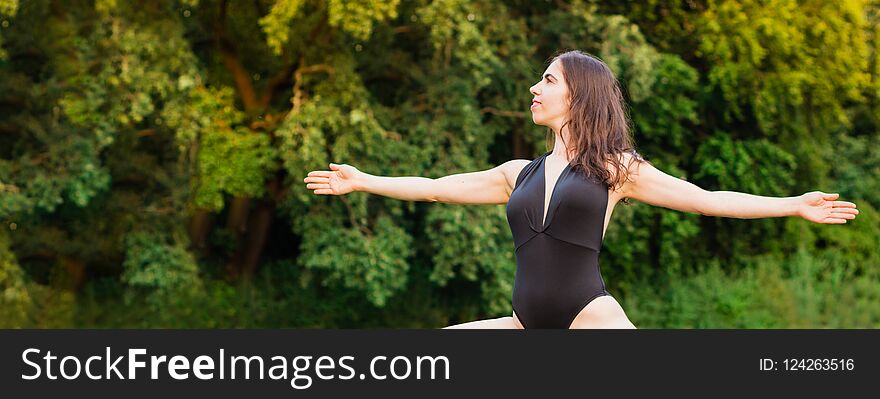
left=530, top=84, right=539, bottom=95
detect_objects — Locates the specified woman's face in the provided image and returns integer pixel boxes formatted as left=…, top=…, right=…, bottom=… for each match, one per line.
left=529, top=59, right=569, bottom=130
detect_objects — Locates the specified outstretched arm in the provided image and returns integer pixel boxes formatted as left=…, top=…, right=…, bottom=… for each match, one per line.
left=621, top=157, right=859, bottom=224
left=303, top=160, right=527, bottom=204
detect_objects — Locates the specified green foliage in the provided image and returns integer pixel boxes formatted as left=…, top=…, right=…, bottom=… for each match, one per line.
left=297, top=213, right=413, bottom=307
left=694, top=132, right=797, bottom=195
left=596, top=15, right=662, bottom=102
left=259, top=0, right=307, bottom=55
left=425, top=204, right=515, bottom=315
left=829, top=132, right=880, bottom=210
left=327, top=0, right=400, bottom=41
left=0, top=135, right=112, bottom=216
left=697, top=0, right=870, bottom=134
left=121, top=230, right=203, bottom=311
left=627, top=248, right=880, bottom=328
left=416, top=0, right=500, bottom=89
left=0, top=229, right=30, bottom=327
left=809, top=201, right=880, bottom=275
left=630, top=54, right=700, bottom=158
left=0, top=0, right=16, bottom=60
left=1, top=0, right=199, bottom=217
left=0, top=0, right=16, bottom=15
left=260, top=0, right=400, bottom=55
left=195, top=126, right=278, bottom=211
left=692, top=133, right=799, bottom=258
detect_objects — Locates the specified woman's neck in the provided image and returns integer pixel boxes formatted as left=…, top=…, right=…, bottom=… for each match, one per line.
left=549, top=132, right=573, bottom=162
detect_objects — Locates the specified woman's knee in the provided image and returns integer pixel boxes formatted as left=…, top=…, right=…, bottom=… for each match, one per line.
left=443, top=316, right=518, bottom=329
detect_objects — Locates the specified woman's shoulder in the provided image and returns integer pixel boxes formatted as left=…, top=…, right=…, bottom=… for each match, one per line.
left=501, top=155, right=543, bottom=193
left=604, top=150, right=644, bottom=172
left=605, top=150, right=650, bottom=192
left=506, top=157, right=538, bottom=179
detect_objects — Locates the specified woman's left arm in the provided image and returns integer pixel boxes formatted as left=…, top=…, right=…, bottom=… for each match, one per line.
left=621, top=157, right=860, bottom=224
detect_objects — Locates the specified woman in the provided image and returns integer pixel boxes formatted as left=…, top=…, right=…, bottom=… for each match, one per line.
left=302, top=50, right=860, bottom=329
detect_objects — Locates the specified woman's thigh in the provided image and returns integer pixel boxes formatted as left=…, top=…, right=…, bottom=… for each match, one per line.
left=442, top=316, right=520, bottom=329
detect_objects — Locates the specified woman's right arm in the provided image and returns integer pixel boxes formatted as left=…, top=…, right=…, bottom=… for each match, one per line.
left=303, top=160, right=530, bottom=205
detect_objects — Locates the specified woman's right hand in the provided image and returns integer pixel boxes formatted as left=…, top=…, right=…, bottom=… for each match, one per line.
left=303, top=163, right=364, bottom=195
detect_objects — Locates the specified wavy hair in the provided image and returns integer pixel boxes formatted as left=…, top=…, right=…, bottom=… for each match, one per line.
left=545, top=50, right=646, bottom=193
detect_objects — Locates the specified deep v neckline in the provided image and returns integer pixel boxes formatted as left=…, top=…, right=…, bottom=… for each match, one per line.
left=540, top=152, right=574, bottom=229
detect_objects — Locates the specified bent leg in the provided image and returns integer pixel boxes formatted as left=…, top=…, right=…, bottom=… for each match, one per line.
left=570, top=318, right=637, bottom=329
left=442, top=316, right=520, bottom=329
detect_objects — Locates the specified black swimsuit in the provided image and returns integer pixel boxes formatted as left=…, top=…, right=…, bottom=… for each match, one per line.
left=505, top=150, right=611, bottom=328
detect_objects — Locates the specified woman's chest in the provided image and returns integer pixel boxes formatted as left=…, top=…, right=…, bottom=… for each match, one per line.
left=506, top=165, right=609, bottom=251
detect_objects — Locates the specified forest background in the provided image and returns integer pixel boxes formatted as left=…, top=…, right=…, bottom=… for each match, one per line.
left=1, top=0, right=879, bottom=328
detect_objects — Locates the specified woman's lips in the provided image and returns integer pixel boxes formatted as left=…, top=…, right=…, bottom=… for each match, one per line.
left=530, top=102, right=540, bottom=110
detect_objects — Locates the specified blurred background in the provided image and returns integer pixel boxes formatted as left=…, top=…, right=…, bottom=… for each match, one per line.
left=0, top=0, right=878, bottom=328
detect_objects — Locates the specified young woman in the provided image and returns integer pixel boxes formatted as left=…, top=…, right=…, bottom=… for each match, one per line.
left=302, top=50, right=860, bottom=329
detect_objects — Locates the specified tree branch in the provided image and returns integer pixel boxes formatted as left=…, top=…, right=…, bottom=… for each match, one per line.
left=215, top=0, right=258, bottom=113
left=291, top=61, right=334, bottom=113
left=257, top=62, right=298, bottom=110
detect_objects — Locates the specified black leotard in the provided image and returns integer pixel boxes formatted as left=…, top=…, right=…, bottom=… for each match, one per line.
left=505, top=150, right=610, bottom=328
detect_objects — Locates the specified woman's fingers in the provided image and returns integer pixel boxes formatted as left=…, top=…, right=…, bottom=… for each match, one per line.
left=304, top=171, right=332, bottom=194
left=824, top=218, right=848, bottom=224
left=829, top=212, right=857, bottom=220
left=304, top=169, right=336, bottom=184
left=306, top=170, right=333, bottom=178
left=832, top=201, right=857, bottom=208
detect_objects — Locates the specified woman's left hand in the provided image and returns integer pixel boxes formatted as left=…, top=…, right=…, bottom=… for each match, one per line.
left=797, top=191, right=859, bottom=224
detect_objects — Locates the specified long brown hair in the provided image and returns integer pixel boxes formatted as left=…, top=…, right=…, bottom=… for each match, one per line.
left=545, top=50, right=646, bottom=192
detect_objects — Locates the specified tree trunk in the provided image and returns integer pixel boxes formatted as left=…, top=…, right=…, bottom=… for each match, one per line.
left=58, top=255, right=86, bottom=291
left=241, top=173, right=282, bottom=279
left=188, top=208, right=214, bottom=255
left=513, top=130, right=528, bottom=158
left=224, top=196, right=251, bottom=279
